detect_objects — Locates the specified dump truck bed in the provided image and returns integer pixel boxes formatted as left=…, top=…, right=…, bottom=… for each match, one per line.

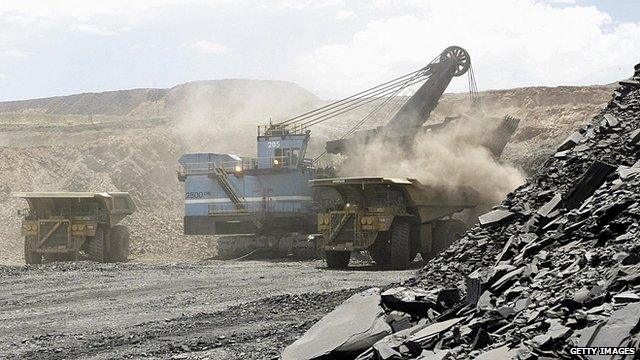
left=12, top=192, right=136, bottom=224
left=13, top=191, right=128, bottom=198
left=310, top=176, right=479, bottom=223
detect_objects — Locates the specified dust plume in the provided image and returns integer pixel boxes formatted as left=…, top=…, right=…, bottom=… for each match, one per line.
left=338, top=117, right=526, bottom=205
left=173, top=80, right=323, bottom=155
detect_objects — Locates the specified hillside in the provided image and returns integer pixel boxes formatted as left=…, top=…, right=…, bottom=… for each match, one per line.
left=0, top=80, right=320, bottom=118
left=0, top=79, right=616, bottom=265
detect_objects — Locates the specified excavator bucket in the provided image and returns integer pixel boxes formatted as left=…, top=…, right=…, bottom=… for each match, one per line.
left=480, top=115, right=521, bottom=159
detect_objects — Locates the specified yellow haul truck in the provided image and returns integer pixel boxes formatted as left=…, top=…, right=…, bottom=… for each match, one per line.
left=311, top=177, right=477, bottom=270
left=14, top=192, right=136, bottom=264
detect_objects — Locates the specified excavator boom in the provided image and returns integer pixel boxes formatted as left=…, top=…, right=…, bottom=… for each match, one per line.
left=326, top=46, right=472, bottom=154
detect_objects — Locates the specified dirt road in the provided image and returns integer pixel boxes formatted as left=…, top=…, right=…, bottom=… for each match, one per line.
left=0, top=259, right=415, bottom=359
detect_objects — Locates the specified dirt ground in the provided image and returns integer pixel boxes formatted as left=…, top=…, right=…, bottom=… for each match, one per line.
left=0, top=258, right=415, bottom=359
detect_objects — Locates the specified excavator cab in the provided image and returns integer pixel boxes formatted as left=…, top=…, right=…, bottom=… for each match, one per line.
left=256, top=124, right=310, bottom=170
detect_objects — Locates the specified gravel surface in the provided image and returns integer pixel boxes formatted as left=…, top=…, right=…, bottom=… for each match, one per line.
left=0, top=259, right=415, bottom=359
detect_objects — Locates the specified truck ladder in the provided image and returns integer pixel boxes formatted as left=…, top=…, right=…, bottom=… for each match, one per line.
left=329, top=212, right=352, bottom=242
left=214, top=166, right=246, bottom=211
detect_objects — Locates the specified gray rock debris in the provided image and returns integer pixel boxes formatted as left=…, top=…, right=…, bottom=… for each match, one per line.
left=575, top=302, right=640, bottom=359
left=282, top=63, right=640, bottom=360
left=281, top=288, right=392, bottom=360
left=558, top=131, right=584, bottom=151
left=473, top=345, right=520, bottom=360
left=478, top=209, right=513, bottom=227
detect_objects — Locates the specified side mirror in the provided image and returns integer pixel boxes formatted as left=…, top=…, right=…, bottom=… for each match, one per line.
left=17, top=209, right=22, bottom=216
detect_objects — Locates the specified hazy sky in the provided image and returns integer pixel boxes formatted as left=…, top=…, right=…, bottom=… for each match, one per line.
left=0, top=0, right=639, bottom=101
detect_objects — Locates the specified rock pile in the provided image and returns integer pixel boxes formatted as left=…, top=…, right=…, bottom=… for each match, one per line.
left=281, top=63, right=640, bottom=359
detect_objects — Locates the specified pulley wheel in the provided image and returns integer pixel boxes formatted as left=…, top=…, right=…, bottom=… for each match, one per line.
left=440, top=46, right=471, bottom=76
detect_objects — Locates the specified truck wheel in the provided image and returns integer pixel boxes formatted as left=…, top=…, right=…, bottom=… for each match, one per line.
left=325, top=251, right=350, bottom=269
left=409, top=226, right=421, bottom=262
left=109, top=225, right=130, bottom=262
left=369, top=234, right=390, bottom=266
left=88, top=227, right=106, bottom=263
left=432, top=219, right=467, bottom=255
left=369, top=247, right=388, bottom=266
left=390, top=221, right=411, bottom=270
left=24, top=237, right=42, bottom=265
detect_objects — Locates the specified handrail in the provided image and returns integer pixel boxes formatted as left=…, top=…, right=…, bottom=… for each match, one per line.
left=257, top=123, right=309, bottom=137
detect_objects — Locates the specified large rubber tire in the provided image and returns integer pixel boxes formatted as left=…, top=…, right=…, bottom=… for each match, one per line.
left=109, top=225, right=130, bottom=262
left=390, top=221, right=411, bottom=270
left=325, top=251, right=350, bottom=269
left=369, top=247, right=388, bottom=266
left=88, top=227, right=106, bottom=263
left=24, top=236, right=42, bottom=265
left=409, top=226, right=421, bottom=262
left=369, top=233, right=390, bottom=267
left=432, top=219, right=468, bottom=255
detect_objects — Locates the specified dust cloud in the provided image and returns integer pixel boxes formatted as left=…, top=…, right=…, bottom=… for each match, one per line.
left=174, top=94, right=256, bottom=156
left=338, top=117, right=526, bottom=205
left=173, top=80, right=323, bottom=156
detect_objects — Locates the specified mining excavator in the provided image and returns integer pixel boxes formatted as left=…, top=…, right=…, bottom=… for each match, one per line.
left=177, top=46, right=519, bottom=263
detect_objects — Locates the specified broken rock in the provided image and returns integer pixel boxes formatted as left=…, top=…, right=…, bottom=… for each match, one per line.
left=281, top=288, right=392, bottom=360
left=408, top=317, right=464, bottom=345
left=575, top=302, right=640, bottom=359
left=557, top=131, right=583, bottom=151
left=478, top=209, right=514, bottom=227
left=603, top=113, right=619, bottom=127
left=473, top=345, right=519, bottom=360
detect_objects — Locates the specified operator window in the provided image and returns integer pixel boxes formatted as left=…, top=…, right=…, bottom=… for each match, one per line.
left=283, top=148, right=292, bottom=167
left=274, top=148, right=283, bottom=167
left=291, top=148, right=300, bottom=166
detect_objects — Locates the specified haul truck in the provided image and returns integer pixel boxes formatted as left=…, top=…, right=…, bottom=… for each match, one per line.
left=15, top=192, right=136, bottom=264
left=311, top=178, right=476, bottom=270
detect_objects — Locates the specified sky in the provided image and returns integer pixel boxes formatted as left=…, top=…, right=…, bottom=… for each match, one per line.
left=0, top=0, right=639, bottom=101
